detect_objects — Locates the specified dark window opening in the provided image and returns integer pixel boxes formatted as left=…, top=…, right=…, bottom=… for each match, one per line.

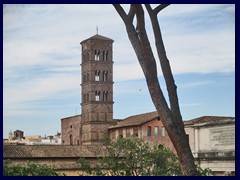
left=87, top=73, right=89, bottom=82
left=86, top=93, right=89, bottom=102
left=103, top=91, right=108, bottom=101
left=70, top=134, right=73, bottom=145
left=147, top=126, right=151, bottom=136
left=103, top=50, right=108, bottom=61
left=103, top=71, right=108, bottom=82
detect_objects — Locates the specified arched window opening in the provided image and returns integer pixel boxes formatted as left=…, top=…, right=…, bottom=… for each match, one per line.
left=103, top=71, right=108, bottom=82
left=103, top=91, right=108, bottom=101
left=95, top=70, right=100, bottom=81
left=94, top=50, right=100, bottom=61
left=95, top=91, right=100, bottom=101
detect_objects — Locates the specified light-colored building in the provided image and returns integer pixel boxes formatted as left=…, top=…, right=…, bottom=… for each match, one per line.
left=184, top=116, right=235, bottom=175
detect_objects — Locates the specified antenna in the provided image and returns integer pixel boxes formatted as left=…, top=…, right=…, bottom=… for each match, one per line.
left=96, top=26, right=98, bottom=34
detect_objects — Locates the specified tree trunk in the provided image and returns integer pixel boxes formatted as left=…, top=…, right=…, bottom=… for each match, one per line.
left=113, top=4, right=199, bottom=175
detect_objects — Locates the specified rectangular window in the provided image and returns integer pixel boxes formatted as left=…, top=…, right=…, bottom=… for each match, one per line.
left=162, top=127, right=165, bottom=137
left=155, top=126, right=159, bottom=137
left=87, top=73, right=89, bottom=82
left=147, top=126, right=151, bottom=136
left=86, top=93, right=89, bottom=102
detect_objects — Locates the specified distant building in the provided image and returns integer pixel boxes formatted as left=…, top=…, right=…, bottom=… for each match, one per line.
left=108, top=111, right=175, bottom=152
left=13, top=130, right=24, bottom=140
left=25, top=135, right=41, bottom=142
left=8, top=130, right=13, bottom=141
left=4, top=130, right=61, bottom=145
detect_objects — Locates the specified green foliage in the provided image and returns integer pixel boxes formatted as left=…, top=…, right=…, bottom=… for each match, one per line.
left=3, top=160, right=60, bottom=176
left=196, top=163, right=212, bottom=176
left=78, top=137, right=182, bottom=176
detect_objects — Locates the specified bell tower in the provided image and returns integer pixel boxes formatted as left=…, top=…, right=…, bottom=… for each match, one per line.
left=80, top=34, right=114, bottom=145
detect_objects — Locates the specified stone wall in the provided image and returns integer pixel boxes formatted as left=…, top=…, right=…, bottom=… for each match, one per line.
left=61, top=115, right=81, bottom=145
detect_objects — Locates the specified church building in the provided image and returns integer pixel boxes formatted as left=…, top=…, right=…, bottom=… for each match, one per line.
left=61, top=34, right=117, bottom=145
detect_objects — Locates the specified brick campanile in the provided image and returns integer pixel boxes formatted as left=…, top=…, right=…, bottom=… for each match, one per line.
left=80, top=34, right=114, bottom=145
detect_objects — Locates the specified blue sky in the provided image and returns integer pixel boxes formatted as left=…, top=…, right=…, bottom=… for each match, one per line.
left=3, top=4, right=235, bottom=138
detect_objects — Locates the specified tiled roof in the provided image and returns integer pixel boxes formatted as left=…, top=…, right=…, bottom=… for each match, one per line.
left=81, top=34, right=114, bottom=43
left=184, top=116, right=235, bottom=126
left=3, top=145, right=106, bottom=159
left=108, top=111, right=159, bottom=129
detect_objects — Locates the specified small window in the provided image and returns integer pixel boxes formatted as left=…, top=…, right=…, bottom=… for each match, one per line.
left=103, top=71, right=108, bottom=82
left=70, top=125, right=72, bottom=129
left=155, top=126, right=159, bottom=137
left=95, top=91, right=100, bottom=101
left=103, top=50, right=108, bottom=61
left=87, top=73, right=89, bottom=82
left=95, top=70, right=100, bottom=81
left=94, top=50, right=100, bottom=61
left=147, top=126, right=151, bottom=136
left=86, top=93, right=89, bottom=102
left=162, top=127, right=165, bottom=137
left=103, top=91, right=108, bottom=101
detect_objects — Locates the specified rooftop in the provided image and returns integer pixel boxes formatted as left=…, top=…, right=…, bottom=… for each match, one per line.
left=184, top=116, right=235, bottom=126
left=4, top=145, right=106, bottom=159
left=81, top=34, right=114, bottom=44
left=108, top=111, right=159, bottom=129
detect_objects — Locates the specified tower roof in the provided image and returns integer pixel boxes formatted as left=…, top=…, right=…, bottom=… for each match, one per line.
left=81, top=34, right=114, bottom=44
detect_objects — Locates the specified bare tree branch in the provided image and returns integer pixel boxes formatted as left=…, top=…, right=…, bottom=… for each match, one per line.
left=128, top=5, right=136, bottom=24
left=154, top=4, right=170, bottom=14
